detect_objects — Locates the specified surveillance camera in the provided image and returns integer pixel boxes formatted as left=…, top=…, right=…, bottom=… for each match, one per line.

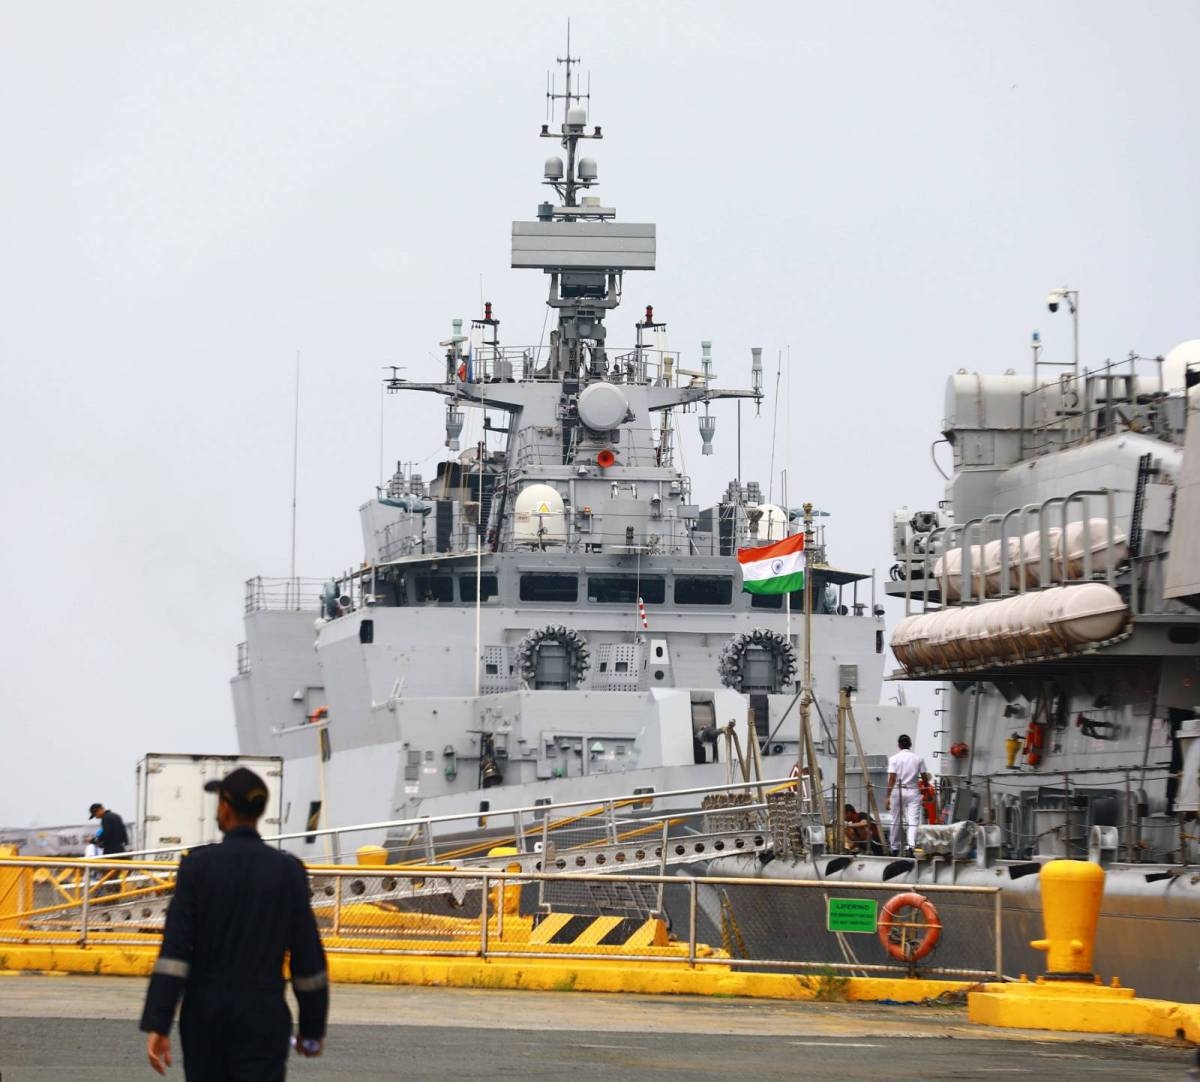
left=1047, top=299, right=1059, bottom=313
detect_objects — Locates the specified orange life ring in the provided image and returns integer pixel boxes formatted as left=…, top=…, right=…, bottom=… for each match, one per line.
left=877, top=891, right=941, bottom=963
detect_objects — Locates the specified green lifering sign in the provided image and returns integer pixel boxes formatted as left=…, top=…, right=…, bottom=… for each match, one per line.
left=826, top=897, right=878, bottom=934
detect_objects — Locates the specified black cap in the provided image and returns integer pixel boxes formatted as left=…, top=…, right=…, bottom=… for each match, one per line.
left=204, top=768, right=269, bottom=817
left=88, top=803, right=103, bottom=818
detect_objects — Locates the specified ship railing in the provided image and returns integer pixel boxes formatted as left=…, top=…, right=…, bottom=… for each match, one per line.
left=509, top=423, right=674, bottom=471
left=949, top=764, right=1188, bottom=865
left=904, top=489, right=1123, bottom=615
left=447, top=344, right=689, bottom=388
left=1018, top=352, right=1172, bottom=457
left=243, top=576, right=328, bottom=614
left=82, top=778, right=777, bottom=869
left=235, top=641, right=249, bottom=676
left=0, top=855, right=1008, bottom=982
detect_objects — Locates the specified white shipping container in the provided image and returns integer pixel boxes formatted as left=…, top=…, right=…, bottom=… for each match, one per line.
left=135, top=753, right=284, bottom=856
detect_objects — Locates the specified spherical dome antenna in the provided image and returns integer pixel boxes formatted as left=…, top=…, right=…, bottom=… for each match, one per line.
left=577, top=157, right=597, bottom=181
left=544, top=156, right=564, bottom=180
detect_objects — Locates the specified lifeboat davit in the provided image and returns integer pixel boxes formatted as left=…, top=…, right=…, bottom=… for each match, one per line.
left=932, top=520, right=1125, bottom=600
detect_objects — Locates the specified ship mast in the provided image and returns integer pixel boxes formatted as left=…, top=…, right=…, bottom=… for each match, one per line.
left=546, top=27, right=592, bottom=211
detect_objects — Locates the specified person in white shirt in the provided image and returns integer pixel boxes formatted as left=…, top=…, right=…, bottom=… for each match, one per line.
left=886, top=734, right=927, bottom=856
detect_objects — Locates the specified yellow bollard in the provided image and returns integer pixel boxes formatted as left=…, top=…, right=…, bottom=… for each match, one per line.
left=487, top=846, right=522, bottom=917
left=356, top=845, right=389, bottom=867
left=1030, top=858, right=1105, bottom=980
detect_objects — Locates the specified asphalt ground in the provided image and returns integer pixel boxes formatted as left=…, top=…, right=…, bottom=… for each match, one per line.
left=0, top=975, right=1190, bottom=1081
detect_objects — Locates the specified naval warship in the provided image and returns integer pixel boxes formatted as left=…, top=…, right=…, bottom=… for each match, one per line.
left=229, top=51, right=911, bottom=850
left=712, top=314, right=1200, bottom=1003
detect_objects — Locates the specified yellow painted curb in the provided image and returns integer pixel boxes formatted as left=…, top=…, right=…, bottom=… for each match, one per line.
left=0, top=941, right=976, bottom=1003
left=968, top=983, right=1200, bottom=1043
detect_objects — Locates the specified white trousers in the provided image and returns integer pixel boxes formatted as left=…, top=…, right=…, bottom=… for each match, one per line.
left=890, top=790, right=922, bottom=852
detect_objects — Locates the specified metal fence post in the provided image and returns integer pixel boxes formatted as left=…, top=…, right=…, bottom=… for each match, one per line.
left=993, top=889, right=1003, bottom=980
left=332, top=877, right=342, bottom=937
left=480, top=872, right=490, bottom=960
left=687, top=877, right=697, bottom=967
left=79, top=866, right=90, bottom=946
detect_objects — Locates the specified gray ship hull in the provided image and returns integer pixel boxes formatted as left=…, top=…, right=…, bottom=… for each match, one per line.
left=707, top=847, right=1200, bottom=1003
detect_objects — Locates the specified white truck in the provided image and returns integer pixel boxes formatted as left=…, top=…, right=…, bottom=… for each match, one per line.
left=135, top=753, right=284, bottom=855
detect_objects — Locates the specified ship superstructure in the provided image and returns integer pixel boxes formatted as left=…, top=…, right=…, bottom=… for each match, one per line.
left=230, top=51, right=912, bottom=842
left=711, top=315, right=1200, bottom=1003
left=888, top=330, right=1200, bottom=866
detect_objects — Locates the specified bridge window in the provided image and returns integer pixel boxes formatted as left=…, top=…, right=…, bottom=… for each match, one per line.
left=588, top=575, right=665, bottom=604
left=674, top=577, right=732, bottom=605
left=414, top=574, right=454, bottom=603
left=460, top=574, right=499, bottom=602
left=750, top=593, right=783, bottom=609
left=520, top=574, right=578, bottom=603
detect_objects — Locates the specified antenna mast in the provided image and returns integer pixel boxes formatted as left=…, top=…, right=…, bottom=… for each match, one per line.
left=290, top=350, right=300, bottom=596
left=545, top=22, right=591, bottom=209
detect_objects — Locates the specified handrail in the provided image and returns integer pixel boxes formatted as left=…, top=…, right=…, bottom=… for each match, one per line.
left=107, top=776, right=785, bottom=862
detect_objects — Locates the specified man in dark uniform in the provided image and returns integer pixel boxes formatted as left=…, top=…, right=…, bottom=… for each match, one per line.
left=139, top=767, right=328, bottom=1079
left=89, top=802, right=129, bottom=854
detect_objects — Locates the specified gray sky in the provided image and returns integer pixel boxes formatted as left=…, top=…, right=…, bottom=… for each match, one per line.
left=2, top=2, right=1197, bottom=827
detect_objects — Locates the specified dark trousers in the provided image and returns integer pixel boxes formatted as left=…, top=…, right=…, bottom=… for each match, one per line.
left=180, top=988, right=291, bottom=1082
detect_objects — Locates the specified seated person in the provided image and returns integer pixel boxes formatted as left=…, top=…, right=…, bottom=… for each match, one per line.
left=843, top=803, right=884, bottom=854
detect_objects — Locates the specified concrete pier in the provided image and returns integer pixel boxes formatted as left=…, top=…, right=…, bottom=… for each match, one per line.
left=0, top=974, right=1186, bottom=1080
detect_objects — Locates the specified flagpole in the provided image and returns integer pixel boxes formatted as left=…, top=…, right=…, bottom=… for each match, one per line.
left=474, top=438, right=483, bottom=698
left=783, top=468, right=790, bottom=641
left=797, top=501, right=825, bottom=838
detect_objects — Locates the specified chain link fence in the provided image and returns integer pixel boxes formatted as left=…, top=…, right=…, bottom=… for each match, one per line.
left=1, top=855, right=1003, bottom=979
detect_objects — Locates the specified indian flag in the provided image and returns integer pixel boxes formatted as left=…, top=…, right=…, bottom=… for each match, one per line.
left=737, top=533, right=805, bottom=595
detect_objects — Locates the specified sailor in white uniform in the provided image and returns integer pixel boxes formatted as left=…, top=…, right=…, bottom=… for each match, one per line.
left=886, top=734, right=927, bottom=856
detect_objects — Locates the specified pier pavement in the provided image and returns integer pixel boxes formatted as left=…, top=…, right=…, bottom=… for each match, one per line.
left=0, top=974, right=1187, bottom=1080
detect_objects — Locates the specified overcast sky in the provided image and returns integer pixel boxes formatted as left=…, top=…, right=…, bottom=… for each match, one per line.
left=2, top=2, right=1197, bottom=828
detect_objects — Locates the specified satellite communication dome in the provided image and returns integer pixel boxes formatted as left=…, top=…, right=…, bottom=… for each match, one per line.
left=566, top=105, right=587, bottom=127
left=544, top=156, right=564, bottom=179
left=577, top=157, right=598, bottom=181
left=513, top=484, right=566, bottom=546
